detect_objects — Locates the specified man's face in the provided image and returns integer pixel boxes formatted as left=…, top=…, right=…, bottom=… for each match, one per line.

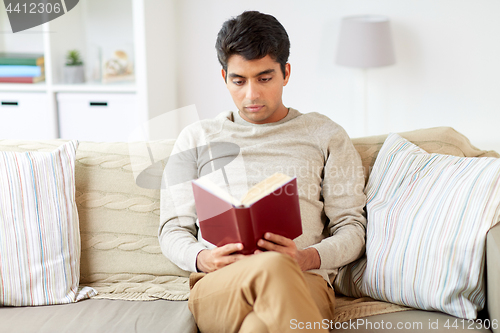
left=222, top=54, right=291, bottom=124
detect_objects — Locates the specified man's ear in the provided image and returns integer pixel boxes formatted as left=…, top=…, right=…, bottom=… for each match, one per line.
left=221, top=68, right=227, bottom=83
left=283, top=63, right=291, bottom=86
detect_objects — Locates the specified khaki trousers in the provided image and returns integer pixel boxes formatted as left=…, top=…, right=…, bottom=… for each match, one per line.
left=188, top=251, right=336, bottom=333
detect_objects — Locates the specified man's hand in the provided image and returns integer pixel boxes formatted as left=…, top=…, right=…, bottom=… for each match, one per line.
left=196, top=243, right=248, bottom=273
left=256, top=233, right=321, bottom=271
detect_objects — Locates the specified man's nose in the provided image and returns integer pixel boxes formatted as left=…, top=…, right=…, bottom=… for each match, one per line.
left=245, top=81, right=260, bottom=100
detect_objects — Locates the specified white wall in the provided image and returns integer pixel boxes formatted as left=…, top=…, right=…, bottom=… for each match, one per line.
left=172, top=0, right=500, bottom=153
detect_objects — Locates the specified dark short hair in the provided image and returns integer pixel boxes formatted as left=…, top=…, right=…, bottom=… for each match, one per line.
left=216, top=11, right=290, bottom=80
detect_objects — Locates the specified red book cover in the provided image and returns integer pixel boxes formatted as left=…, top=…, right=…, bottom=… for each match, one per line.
left=192, top=173, right=302, bottom=254
left=0, top=76, right=45, bottom=83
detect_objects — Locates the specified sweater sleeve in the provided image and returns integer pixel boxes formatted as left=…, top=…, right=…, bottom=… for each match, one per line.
left=309, top=125, right=367, bottom=270
left=158, top=126, right=207, bottom=273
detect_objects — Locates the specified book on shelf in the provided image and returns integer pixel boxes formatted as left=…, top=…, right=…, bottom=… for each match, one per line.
left=0, top=75, right=45, bottom=84
left=0, top=53, right=44, bottom=66
left=192, top=172, right=302, bottom=255
left=0, top=65, right=44, bottom=77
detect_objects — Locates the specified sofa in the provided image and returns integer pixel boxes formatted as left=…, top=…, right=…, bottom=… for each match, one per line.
left=0, top=126, right=498, bottom=333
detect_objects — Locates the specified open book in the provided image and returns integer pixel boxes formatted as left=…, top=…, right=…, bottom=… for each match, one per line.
left=192, top=173, right=303, bottom=254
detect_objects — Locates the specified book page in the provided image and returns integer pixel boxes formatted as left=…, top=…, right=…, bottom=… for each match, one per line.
left=241, top=173, right=292, bottom=206
left=193, top=177, right=242, bottom=207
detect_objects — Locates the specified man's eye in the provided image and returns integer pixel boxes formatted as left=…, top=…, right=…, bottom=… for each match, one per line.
left=260, top=77, right=272, bottom=82
left=233, top=80, right=244, bottom=85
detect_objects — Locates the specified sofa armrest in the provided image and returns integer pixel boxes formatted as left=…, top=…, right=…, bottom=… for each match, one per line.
left=487, top=223, right=500, bottom=333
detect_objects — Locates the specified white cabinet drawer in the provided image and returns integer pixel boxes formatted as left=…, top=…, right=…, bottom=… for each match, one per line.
left=57, top=93, right=140, bottom=142
left=0, top=92, right=54, bottom=140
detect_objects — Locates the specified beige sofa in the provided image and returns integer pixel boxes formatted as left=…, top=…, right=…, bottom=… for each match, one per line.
left=0, top=127, right=498, bottom=333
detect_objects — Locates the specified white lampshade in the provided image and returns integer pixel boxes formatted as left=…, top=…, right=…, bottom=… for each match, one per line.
left=336, top=15, right=396, bottom=68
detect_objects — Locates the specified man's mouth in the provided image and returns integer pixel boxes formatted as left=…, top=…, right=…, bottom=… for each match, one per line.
left=245, top=105, right=264, bottom=112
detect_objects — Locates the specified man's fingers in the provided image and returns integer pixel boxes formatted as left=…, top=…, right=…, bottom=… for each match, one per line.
left=263, top=232, right=292, bottom=246
left=258, top=239, right=279, bottom=252
left=198, top=244, right=248, bottom=272
left=216, top=243, right=243, bottom=255
left=258, top=233, right=298, bottom=259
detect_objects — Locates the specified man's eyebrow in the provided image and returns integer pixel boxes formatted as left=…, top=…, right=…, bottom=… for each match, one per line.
left=228, top=73, right=245, bottom=78
left=256, top=69, right=275, bottom=76
left=228, top=69, right=276, bottom=79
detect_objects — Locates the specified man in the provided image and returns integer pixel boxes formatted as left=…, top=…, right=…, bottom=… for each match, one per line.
left=160, top=11, right=366, bottom=333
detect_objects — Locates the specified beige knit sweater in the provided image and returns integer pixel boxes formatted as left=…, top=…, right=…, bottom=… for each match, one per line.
left=159, top=108, right=367, bottom=285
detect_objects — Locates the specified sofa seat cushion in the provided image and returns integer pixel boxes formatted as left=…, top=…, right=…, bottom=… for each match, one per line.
left=0, top=299, right=197, bottom=333
left=334, top=310, right=492, bottom=333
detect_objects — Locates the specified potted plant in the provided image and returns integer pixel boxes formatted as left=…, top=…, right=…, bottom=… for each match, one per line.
left=64, top=50, right=85, bottom=84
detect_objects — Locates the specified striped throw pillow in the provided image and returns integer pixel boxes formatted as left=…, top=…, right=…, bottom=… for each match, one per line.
left=362, top=133, right=500, bottom=319
left=0, top=141, right=95, bottom=306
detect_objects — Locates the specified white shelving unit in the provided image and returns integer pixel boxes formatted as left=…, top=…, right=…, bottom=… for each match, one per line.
left=0, top=0, right=177, bottom=141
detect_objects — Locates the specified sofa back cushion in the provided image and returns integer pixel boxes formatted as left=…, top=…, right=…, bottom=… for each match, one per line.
left=352, top=127, right=499, bottom=183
